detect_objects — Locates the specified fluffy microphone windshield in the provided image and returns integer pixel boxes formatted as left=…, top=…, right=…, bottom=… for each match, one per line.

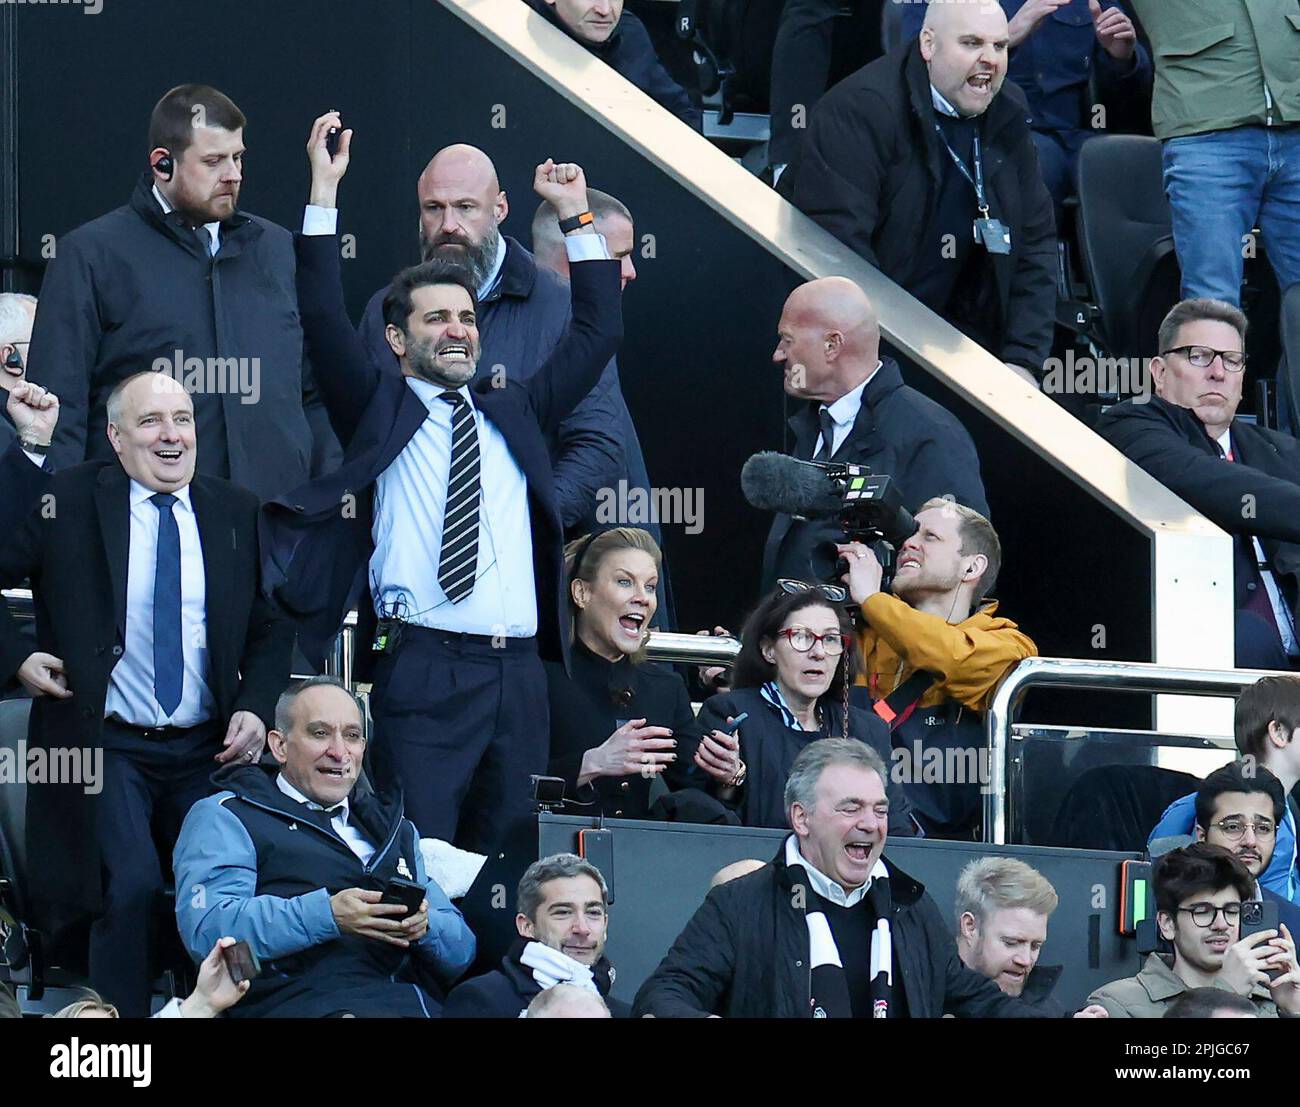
left=740, top=452, right=842, bottom=517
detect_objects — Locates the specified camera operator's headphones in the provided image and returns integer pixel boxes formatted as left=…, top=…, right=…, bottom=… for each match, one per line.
left=3, top=348, right=21, bottom=371
left=152, top=151, right=175, bottom=180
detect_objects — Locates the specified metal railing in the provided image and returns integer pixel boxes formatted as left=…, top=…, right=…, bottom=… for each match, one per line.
left=983, top=657, right=1288, bottom=845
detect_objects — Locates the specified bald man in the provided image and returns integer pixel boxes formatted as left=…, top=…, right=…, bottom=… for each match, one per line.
left=779, top=1, right=1057, bottom=377
left=761, top=277, right=987, bottom=591
left=0, top=369, right=292, bottom=1015
left=357, top=144, right=625, bottom=534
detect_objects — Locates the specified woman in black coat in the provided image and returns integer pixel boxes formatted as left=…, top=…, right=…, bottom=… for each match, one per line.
left=695, top=584, right=916, bottom=834
left=544, top=527, right=715, bottom=820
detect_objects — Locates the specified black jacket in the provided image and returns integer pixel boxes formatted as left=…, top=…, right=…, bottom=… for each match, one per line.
left=357, top=237, right=629, bottom=534
left=443, top=939, right=631, bottom=1018
left=0, top=462, right=293, bottom=912
left=0, top=438, right=45, bottom=535
left=526, top=0, right=701, bottom=130
left=1020, top=963, right=1068, bottom=1018
left=761, top=357, right=989, bottom=590
left=260, top=236, right=622, bottom=673
left=696, top=687, right=915, bottom=836
left=27, top=174, right=338, bottom=500
left=633, top=843, right=1044, bottom=1018
left=779, top=43, right=1057, bottom=370
left=1098, top=394, right=1300, bottom=626
left=544, top=640, right=703, bottom=819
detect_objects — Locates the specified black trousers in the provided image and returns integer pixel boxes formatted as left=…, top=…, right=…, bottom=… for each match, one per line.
left=367, top=628, right=549, bottom=854
left=91, top=719, right=218, bottom=1018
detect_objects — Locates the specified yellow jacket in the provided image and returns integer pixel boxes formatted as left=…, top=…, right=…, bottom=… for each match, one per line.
left=854, top=594, right=1037, bottom=713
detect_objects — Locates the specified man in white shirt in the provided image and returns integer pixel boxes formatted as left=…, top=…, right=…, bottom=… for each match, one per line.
left=1099, top=298, right=1300, bottom=669
left=760, top=276, right=988, bottom=590
left=0, top=370, right=292, bottom=1016
left=262, top=114, right=623, bottom=854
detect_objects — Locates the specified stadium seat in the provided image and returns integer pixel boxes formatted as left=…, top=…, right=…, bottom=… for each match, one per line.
left=1072, top=135, right=1182, bottom=364
left=1049, top=764, right=1198, bottom=853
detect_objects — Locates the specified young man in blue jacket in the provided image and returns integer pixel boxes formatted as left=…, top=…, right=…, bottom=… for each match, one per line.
left=1150, top=676, right=1300, bottom=904
left=173, top=676, right=475, bottom=1017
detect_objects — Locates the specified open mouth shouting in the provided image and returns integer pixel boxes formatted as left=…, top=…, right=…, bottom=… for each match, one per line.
left=616, top=609, right=646, bottom=643
left=436, top=341, right=473, bottom=365
left=843, top=837, right=876, bottom=867
left=966, top=70, right=995, bottom=98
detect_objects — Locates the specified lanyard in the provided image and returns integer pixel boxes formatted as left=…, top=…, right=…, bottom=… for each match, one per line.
left=933, top=124, right=989, bottom=218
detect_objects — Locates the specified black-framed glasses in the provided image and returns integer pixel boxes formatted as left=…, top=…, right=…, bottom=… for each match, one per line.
left=777, top=626, right=846, bottom=655
left=1160, top=345, right=1248, bottom=372
left=1208, top=817, right=1276, bottom=840
left=1175, top=902, right=1243, bottom=928
left=777, top=578, right=847, bottom=604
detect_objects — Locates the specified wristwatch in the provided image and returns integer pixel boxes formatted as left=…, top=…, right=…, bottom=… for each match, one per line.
left=19, top=437, right=50, bottom=456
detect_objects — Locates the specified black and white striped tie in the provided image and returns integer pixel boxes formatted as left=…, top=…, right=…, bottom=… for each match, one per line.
left=438, top=391, right=481, bottom=603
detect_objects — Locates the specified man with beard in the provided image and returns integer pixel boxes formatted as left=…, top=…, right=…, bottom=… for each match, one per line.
left=357, top=144, right=629, bottom=534
left=778, top=1, right=1056, bottom=380
left=1089, top=843, right=1300, bottom=1017
left=1193, top=762, right=1300, bottom=935
left=955, top=856, right=1107, bottom=1016
left=25, top=85, right=338, bottom=500
left=262, top=114, right=623, bottom=852
left=443, top=853, right=630, bottom=1017
left=837, top=498, right=1036, bottom=838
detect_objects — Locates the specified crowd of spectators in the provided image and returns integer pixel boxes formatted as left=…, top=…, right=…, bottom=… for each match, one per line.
left=2, top=0, right=1300, bottom=1019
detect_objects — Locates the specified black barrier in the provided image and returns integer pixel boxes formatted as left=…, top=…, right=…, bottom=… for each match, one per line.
left=539, top=813, right=1143, bottom=1011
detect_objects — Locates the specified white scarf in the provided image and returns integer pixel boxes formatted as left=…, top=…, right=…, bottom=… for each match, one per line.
left=519, top=940, right=599, bottom=993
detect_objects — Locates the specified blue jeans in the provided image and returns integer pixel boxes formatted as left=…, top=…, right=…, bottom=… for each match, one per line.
left=1162, top=126, right=1300, bottom=305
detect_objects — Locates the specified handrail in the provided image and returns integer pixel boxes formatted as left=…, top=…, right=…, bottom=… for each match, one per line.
left=437, top=0, right=1237, bottom=736
left=983, top=657, right=1288, bottom=845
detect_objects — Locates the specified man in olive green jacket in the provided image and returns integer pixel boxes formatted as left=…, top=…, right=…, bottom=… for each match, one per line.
left=1087, top=843, right=1299, bottom=1017
left=1129, top=0, right=1300, bottom=306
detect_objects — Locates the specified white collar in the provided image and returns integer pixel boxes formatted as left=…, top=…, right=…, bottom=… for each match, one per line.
left=1216, top=427, right=1232, bottom=454
left=152, top=182, right=221, bottom=243
left=821, top=362, right=882, bottom=429
left=276, top=772, right=350, bottom=818
left=406, top=376, right=473, bottom=409
left=478, top=232, right=509, bottom=300
left=930, top=84, right=962, bottom=119
left=784, top=835, right=885, bottom=909
left=128, top=479, right=193, bottom=510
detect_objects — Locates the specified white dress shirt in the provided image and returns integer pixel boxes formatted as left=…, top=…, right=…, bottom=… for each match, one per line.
left=784, top=834, right=880, bottom=908
left=1218, top=428, right=1299, bottom=655
left=275, top=773, right=375, bottom=865
left=816, top=362, right=882, bottom=458
left=153, top=183, right=221, bottom=255
left=302, top=207, right=608, bottom=635
left=105, top=481, right=215, bottom=728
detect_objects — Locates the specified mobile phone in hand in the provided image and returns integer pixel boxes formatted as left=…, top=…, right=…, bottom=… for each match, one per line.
left=380, top=877, right=425, bottom=919
left=221, top=940, right=261, bottom=985
left=326, top=126, right=341, bottom=158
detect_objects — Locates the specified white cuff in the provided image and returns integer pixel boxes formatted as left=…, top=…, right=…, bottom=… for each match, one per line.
left=22, top=450, right=47, bottom=469
left=302, top=205, right=339, bottom=236
left=153, top=997, right=185, bottom=1019
left=564, top=232, right=609, bottom=263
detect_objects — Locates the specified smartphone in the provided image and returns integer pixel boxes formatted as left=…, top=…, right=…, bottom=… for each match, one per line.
left=380, top=876, right=425, bottom=919
left=326, top=125, right=341, bottom=158
left=578, top=828, right=614, bottom=905
left=723, top=712, right=749, bottom=735
left=1239, top=899, right=1280, bottom=942
left=221, top=940, right=261, bottom=985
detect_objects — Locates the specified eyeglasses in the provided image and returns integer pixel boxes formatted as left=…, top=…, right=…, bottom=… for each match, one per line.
left=777, top=578, right=848, bottom=604
left=1175, top=902, right=1243, bottom=928
left=777, top=626, right=846, bottom=655
left=1208, top=817, right=1276, bottom=840
left=1160, top=345, right=1248, bottom=372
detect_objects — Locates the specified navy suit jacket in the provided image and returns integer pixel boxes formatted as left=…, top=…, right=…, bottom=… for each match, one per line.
left=0, top=437, right=48, bottom=535
left=260, top=234, right=623, bottom=672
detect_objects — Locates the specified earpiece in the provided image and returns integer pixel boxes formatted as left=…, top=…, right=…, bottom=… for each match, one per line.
left=153, top=152, right=175, bottom=180
left=3, top=348, right=21, bottom=371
